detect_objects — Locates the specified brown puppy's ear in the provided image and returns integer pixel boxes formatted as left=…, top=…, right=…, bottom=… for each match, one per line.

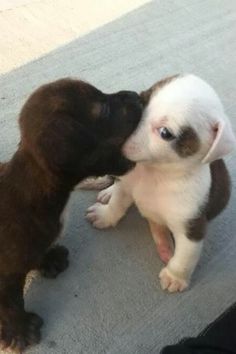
left=37, top=116, right=90, bottom=173
left=202, top=119, right=236, bottom=164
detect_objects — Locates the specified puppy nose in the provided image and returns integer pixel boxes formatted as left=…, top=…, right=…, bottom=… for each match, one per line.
left=118, top=90, right=140, bottom=102
left=118, top=91, right=143, bottom=110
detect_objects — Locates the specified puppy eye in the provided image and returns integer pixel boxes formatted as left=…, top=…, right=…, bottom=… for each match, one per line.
left=158, top=127, right=175, bottom=141
left=101, top=102, right=110, bottom=119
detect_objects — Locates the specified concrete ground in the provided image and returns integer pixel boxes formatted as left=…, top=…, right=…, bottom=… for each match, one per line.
left=0, top=0, right=149, bottom=74
left=0, top=1, right=236, bottom=353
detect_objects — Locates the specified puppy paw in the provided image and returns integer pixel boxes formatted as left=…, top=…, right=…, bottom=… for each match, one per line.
left=0, top=312, right=43, bottom=352
left=86, top=203, right=116, bottom=229
left=159, top=267, right=188, bottom=293
left=40, top=245, right=69, bottom=278
left=76, top=176, right=113, bottom=190
left=97, top=185, right=113, bottom=204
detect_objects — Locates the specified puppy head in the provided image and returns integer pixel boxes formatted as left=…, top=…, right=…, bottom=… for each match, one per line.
left=123, top=74, right=236, bottom=167
left=19, top=78, right=142, bottom=182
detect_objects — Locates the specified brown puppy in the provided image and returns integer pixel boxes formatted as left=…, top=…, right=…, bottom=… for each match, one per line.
left=0, top=78, right=142, bottom=352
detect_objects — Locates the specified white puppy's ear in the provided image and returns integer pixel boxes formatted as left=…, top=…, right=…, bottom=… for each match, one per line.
left=202, top=120, right=236, bottom=164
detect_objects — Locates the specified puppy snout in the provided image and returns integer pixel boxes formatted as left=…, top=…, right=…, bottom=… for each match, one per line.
left=118, top=91, right=143, bottom=122
left=118, top=90, right=141, bottom=104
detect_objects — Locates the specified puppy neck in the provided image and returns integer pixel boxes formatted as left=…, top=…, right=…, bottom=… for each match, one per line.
left=140, top=159, right=207, bottom=179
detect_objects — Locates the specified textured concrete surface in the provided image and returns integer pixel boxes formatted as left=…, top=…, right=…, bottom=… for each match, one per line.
left=0, top=0, right=236, bottom=353
left=0, top=0, right=150, bottom=74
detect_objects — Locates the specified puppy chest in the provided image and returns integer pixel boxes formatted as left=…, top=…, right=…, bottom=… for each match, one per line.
left=132, top=179, right=204, bottom=225
left=132, top=183, right=170, bottom=223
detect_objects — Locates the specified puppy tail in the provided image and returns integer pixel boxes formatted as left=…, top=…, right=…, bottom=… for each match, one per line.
left=206, top=159, right=231, bottom=220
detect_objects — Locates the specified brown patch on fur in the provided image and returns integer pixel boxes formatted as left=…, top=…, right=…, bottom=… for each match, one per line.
left=140, top=74, right=180, bottom=106
left=186, top=159, right=231, bottom=241
left=186, top=215, right=207, bottom=241
left=206, top=159, right=231, bottom=220
left=173, top=126, right=200, bottom=158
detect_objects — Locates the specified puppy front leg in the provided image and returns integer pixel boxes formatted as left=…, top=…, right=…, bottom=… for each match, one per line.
left=86, top=182, right=132, bottom=229
left=0, top=274, right=43, bottom=352
left=159, top=234, right=203, bottom=293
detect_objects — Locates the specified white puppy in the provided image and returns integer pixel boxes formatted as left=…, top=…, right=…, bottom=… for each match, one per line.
left=86, top=74, right=236, bottom=292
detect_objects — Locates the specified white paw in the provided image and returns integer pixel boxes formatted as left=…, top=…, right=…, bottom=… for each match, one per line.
left=76, top=176, right=113, bottom=190
left=97, top=185, right=113, bottom=204
left=159, top=267, right=188, bottom=293
left=86, top=203, right=116, bottom=229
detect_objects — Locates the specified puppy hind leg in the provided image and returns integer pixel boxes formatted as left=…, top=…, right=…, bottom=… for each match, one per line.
left=0, top=273, right=43, bottom=352
left=39, top=245, right=69, bottom=279
left=148, top=221, right=174, bottom=264
left=159, top=233, right=203, bottom=293
left=86, top=181, right=133, bottom=229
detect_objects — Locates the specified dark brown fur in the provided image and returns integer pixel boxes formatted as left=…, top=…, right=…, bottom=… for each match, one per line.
left=187, top=159, right=231, bottom=241
left=207, top=159, right=231, bottom=220
left=0, top=78, right=142, bottom=352
left=173, top=126, right=200, bottom=158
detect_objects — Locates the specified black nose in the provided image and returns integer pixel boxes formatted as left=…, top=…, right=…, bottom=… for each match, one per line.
left=118, top=90, right=140, bottom=102
left=117, top=91, right=143, bottom=112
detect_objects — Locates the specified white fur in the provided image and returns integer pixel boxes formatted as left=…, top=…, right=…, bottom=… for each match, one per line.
left=86, top=74, right=236, bottom=292
left=123, top=74, right=235, bottom=164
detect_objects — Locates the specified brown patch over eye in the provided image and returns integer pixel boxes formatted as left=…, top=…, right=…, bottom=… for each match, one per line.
left=173, top=126, right=200, bottom=157
left=140, top=74, right=180, bottom=106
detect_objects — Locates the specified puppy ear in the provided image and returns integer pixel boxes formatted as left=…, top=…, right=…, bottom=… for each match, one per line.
left=38, top=116, right=93, bottom=173
left=140, top=89, right=152, bottom=106
left=202, top=120, right=236, bottom=164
